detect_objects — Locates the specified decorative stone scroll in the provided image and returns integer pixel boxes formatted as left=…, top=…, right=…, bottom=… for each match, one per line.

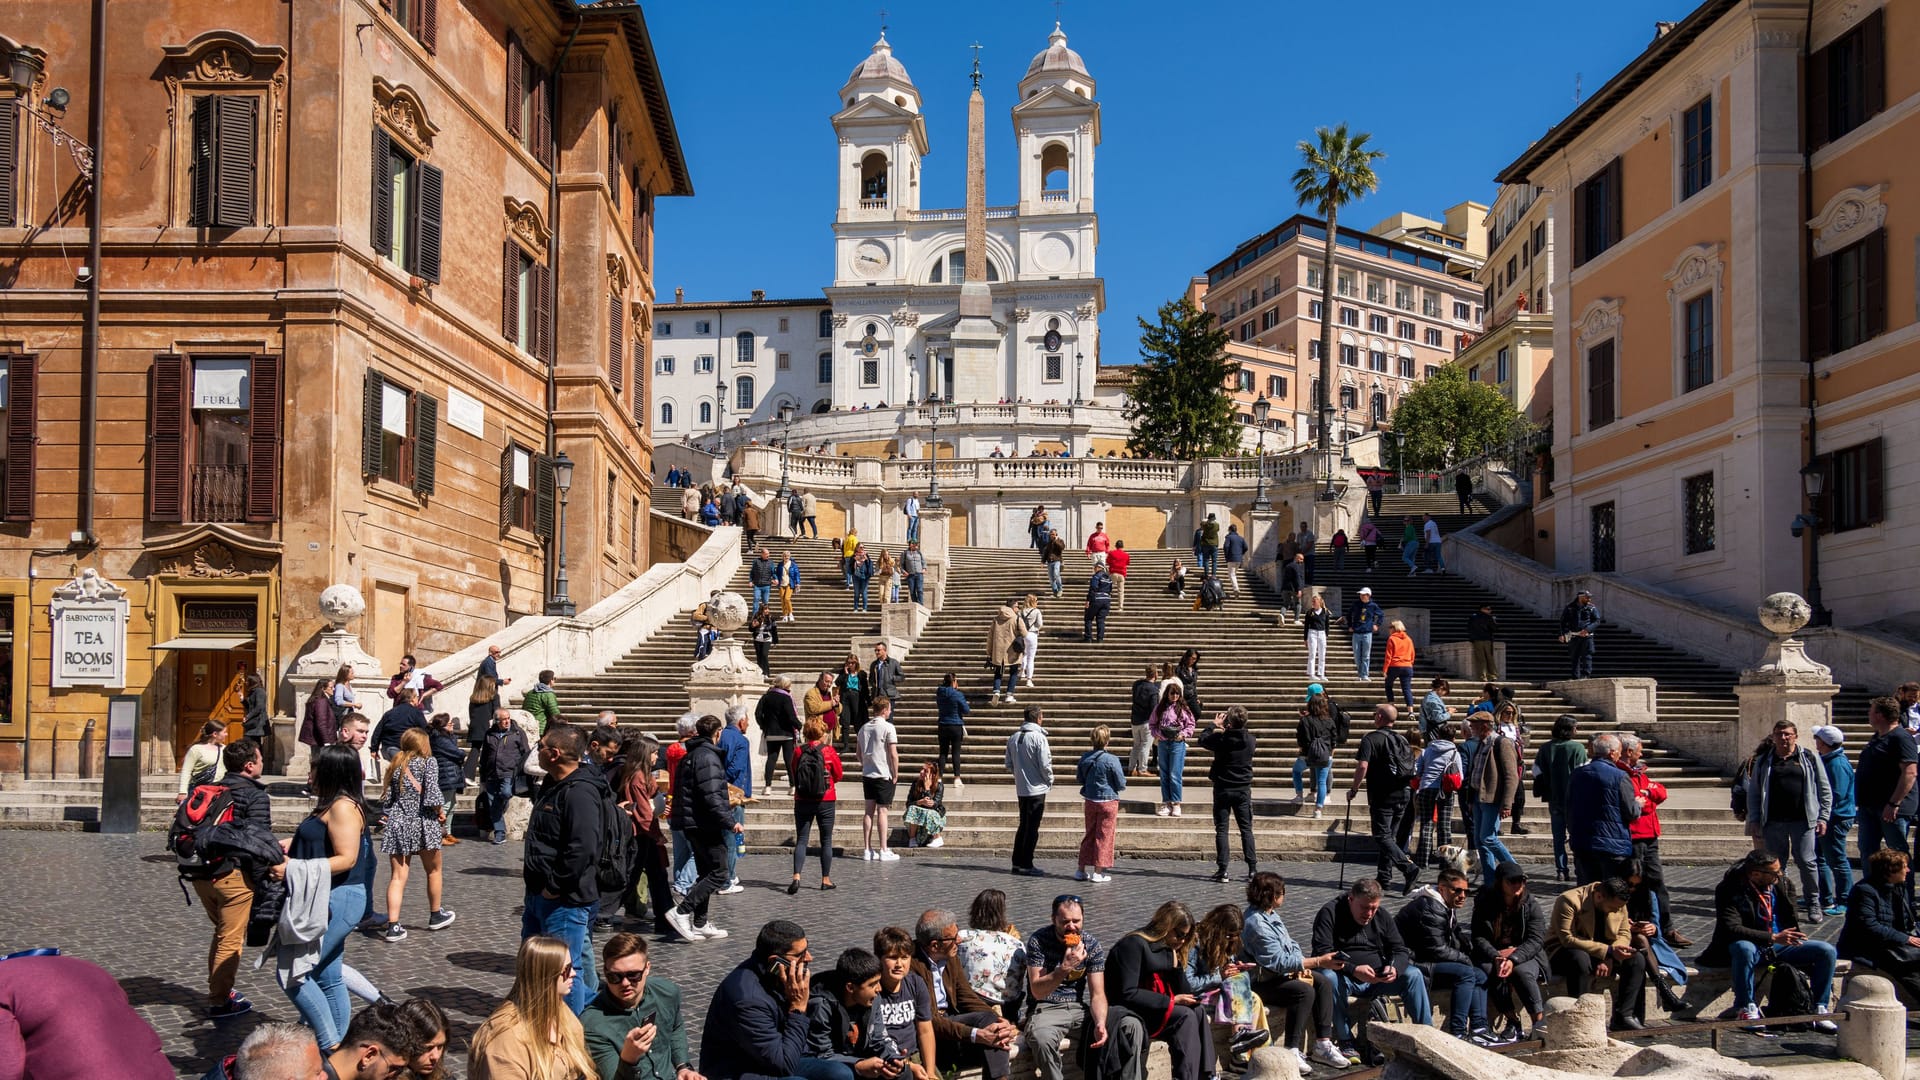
left=1808, top=184, right=1887, bottom=256
left=504, top=197, right=550, bottom=254
left=1662, top=242, right=1724, bottom=303
left=373, top=77, right=438, bottom=157
left=1574, top=297, right=1623, bottom=347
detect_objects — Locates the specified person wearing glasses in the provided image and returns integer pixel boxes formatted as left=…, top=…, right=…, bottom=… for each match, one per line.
left=468, top=936, right=597, bottom=1079
left=910, top=910, right=1020, bottom=1080
left=1395, top=869, right=1499, bottom=1045
left=1023, top=895, right=1112, bottom=1080
left=583, top=933, right=703, bottom=1080
left=1309, top=879, right=1432, bottom=1065
left=1698, top=852, right=1840, bottom=1033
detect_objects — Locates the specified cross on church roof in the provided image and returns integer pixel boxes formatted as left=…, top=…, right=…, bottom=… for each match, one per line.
left=970, top=41, right=982, bottom=89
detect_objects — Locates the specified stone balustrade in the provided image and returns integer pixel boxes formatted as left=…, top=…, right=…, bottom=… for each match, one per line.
left=699, top=402, right=1289, bottom=459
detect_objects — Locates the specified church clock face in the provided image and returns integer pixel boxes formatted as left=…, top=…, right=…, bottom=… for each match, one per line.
left=853, top=240, right=891, bottom=278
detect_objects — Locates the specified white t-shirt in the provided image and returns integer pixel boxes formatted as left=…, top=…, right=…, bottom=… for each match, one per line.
left=859, top=715, right=898, bottom=779
left=1424, top=520, right=1442, bottom=544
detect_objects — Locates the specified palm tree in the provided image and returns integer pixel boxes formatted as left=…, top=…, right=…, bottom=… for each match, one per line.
left=1293, top=124, right=1384, bottom=457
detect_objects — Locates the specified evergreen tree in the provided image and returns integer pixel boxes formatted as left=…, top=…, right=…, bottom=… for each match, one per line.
left=1124, top=297, right=1242, bottom=461
left=1388, top=364, right=1527, bottom=470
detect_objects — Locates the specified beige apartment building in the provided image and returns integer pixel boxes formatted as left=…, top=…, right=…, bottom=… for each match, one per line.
left=1369, top=201, right=1490, bottom=278
left=1197, top=214, right=1486, bottom=443
left=1499, top=0, right=1918, bottom=629
left=1453, top=183, right=1555, bottom=424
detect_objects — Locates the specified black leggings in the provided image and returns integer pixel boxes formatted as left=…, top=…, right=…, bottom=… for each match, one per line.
left=763, top=739, right=793, bottom=789
left=938, top=726, right=965, bottom=781
left=624, top=829, right=672, bottom=923
left=793, top=800, right=836, bottom=879
left=1255, top=973, right=1332, bottom=1049
left=1155, top=1003, right=1216, bottom=1080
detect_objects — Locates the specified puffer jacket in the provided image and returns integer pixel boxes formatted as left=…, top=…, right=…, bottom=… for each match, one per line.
left=1396, top=885, right=1473, bottom=967
left=1744, top=745, right=1832, bottom=836
left=669, top=738, right=733, bottom=833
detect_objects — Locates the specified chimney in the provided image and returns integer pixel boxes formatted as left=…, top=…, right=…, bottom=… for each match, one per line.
left=751, top=289, right=766, bottom=302
left=674, top=287, right=684, bottom=304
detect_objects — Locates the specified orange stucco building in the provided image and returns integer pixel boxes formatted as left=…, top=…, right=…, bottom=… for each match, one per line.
left=1499, top=0, right=1916, bottom=628
left=0, top=0, right=690, bottom=775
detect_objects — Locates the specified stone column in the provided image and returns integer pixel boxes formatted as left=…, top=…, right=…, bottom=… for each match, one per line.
left=684, top=593, right=771, bottom=758
left=916, top=507, right=952, bottom=612
left=1247, top=510, right=1282, bottom=589
left=1835, top=974, right=1909, bottom=1080
left=1732, top=593, right=1837, bottom=771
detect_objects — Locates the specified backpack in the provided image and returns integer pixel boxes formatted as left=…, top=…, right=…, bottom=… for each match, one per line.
left=1762, top=958, right=1815, bottom=1024
left=596, top=784, right=636, bottom=897
left=169, top=783, right=237, bottom=884
left=1378, top=730, right=1418, bottom=783
left=792, top=743, right=830, bottom=800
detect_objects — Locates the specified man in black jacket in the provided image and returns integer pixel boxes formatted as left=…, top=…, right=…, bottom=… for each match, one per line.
left=478, top=708, right=528, bottom=845
left=667, top=714, right=741, bottom=944
left=372, top=687, right=428, bottom=759
left=192, top=737, right=274, bottom=1020
left=1198, top=706, right=1257, bottom=883
left=1310, top=879, right=1432, bottom=1053
left=1396, top=869, right=1495, bottom=1042
left=1128, top=666, right=1158, bottom=778
left=524, top=723, right=606, bottom=1015
left=1699, top=852, right=1838, bottom=1031
left=756, top=677, right=801, bottom=793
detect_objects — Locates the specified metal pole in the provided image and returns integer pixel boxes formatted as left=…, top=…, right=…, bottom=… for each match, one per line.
left=549, top=488, right=575, bottom=616
left=926, top=406, right=943, bottom=508
left=1251, top=426, right=1271, bottom=511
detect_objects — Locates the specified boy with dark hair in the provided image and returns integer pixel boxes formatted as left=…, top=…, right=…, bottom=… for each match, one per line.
left=872, top=927, right=936, bottom=1080
left=805, top=948, right=901, bottom=1080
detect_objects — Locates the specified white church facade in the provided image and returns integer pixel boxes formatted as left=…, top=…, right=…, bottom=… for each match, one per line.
left=651, top=25, right=1109, bottom=450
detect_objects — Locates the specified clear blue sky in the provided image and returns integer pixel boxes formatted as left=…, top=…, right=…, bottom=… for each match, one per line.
left=644, top=0, right=1689, bottom=363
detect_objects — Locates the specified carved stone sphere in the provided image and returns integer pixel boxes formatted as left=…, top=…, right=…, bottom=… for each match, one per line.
left=1758, top=591, right=1812, bottom=636
left=318, top=584, right=368, bottom=629
left=707, top=592, right=750, bottom=634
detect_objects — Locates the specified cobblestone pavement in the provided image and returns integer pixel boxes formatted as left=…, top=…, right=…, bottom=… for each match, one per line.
left=0, top=832, right=1910, bottom=1078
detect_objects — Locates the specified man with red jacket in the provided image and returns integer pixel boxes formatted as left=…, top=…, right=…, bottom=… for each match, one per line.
left=1106, top=541, right=1130, bottom=612
left=1620, top=734, right=1689, bottom=947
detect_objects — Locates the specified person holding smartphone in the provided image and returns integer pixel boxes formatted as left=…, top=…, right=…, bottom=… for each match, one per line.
left=701, top=920, right=817, bottom=1080
left=583, top=933, right=703, bottom=1080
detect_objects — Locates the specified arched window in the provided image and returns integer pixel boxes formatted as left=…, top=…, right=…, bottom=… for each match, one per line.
left=698, top=401, right=713, bottom=424
left=1040, top=143, right=1071, bottom=195
left=859, top=152, right=889, bottom=202
left=735, top=375, right=755, bottom=411
left=818, top=310, right=833, bottom=338
left=736, top=331, right=755, bottom=365
left=865, top=322, right=879, bottom=338
left=659, top=401, right=675, bottom=426
left=944, top=249, right=999, bottom=283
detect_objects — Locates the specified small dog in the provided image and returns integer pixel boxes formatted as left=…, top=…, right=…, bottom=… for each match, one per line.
left=1434, top=844, right=1472, bottom=879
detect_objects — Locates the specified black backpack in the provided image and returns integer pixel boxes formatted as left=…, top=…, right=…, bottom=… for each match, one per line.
left=1379, top=730, right=1419, bottom=783
left=169, top=783, right=237, bottom=886
left=596, top=785, right=636, bottom=897
left=792, top=743, right=830, bottom=800
left=1763, top=958, right=1815, bottom=1024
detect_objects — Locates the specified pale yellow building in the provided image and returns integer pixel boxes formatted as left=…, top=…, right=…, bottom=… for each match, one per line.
left=1453, top=183, right=1554, bottom=424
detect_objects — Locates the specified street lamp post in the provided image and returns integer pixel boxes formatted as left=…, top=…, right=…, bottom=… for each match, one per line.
left=715, top=377, right=728, bottom=454
left=774, top=403, right=796, bottom=500
left=925, top=398, right=944, bottom=509
left=1250, top=394, right=1272, bottom=511
left=1799, top=463, right=1832, bottom=626
left=1339, top=405, right=1353, bottom=467
left=545, top=451, right=576, bottom=617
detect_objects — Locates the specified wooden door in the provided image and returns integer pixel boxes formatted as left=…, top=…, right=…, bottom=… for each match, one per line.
left=173, top=648, right=253, bottom=760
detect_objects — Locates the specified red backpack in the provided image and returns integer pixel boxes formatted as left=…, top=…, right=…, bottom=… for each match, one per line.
left=168, top=783, right=237, bottom=891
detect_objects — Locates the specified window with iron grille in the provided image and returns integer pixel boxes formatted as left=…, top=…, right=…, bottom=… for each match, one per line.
left=1046, top=354, right=1065, bottom=382
left=861, top=359, right=878, bottom=386
left=1682, top=472, right=1715, bottom=554
left=1591, top=502, right=1616, bottom=572
left=1683, top=293, right=1713, bottom=392
left=1681, top=97, right=1712, bottom=199
left=777, top=352, right=790, bottom=370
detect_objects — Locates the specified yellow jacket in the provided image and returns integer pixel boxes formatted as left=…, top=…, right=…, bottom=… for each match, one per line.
left=1546, top=881, right=1631, bottom=959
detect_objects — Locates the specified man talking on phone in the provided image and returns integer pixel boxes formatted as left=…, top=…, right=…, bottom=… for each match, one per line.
left=702, top=920, right=822, bottom=1080
left=583, top=933, right=705, bottom=1080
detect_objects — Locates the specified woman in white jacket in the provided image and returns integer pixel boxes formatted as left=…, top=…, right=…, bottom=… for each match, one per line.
left=1018, top=594, right=1044, bottom=688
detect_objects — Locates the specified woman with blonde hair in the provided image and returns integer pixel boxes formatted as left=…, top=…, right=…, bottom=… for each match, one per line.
left=1075, top=725, right=1126, bottom=883
left=380, top=727, right=451, bottom=942
left=1108, top=901, right=1214, bottom=1080
left=468, top=935, right=597, bottom=1080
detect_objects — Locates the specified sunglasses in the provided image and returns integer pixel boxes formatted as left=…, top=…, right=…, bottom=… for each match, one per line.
left=607, top=968, right=648, bottom=985
left=561, top=965, right=576, bottom=978
left=1054, top=894, right=1084, bottom=909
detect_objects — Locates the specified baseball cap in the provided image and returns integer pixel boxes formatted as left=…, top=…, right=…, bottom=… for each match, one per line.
left=1358, top=586, right=1373, bottom=595
left=1306, top=684, right=1324, bottom=700
left=1812, top=725, right=1845, bottom=748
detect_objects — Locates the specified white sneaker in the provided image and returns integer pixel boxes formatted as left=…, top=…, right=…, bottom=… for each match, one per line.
left=694, top=922, right=728, bottom=940
left=1737, top=1004, right=1773, bottom=1035
left=1170, top=804, right=1182, bottom=817
left=1156, top=803, right=1171, bottom=817
left=1003, top=693, right=1018, bottom=703
left=926, top=837, right=943, bottom=848
left=1309, top=1040, right=1351, bottom=1069
left=878, top=849, right=901, bottom=862
left=664, top=908, right=699, bottom=941
left=1312, top=808, right=1324, bottom=820
left=1812, top=1005, right=1838, bottom=1034
left=863, top=849, right=877, bottom=861
left=720, top=882, right=745, bottom=895
left=1292, top=1047, right=1314, bottom=1076
left=1090, top=872, right=1112, bottom=883
left=990, top=694, right=1002, bottom=705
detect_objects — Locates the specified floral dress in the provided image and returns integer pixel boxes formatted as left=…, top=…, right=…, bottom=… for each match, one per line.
left=381, top=757, right=445, bottom=856
left=957, top=927, right=1026, bottom=1006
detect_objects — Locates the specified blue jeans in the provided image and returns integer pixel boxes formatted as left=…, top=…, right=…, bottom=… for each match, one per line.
left=1198, top=548, right=1218, bottom=574
left=1425, top=961, right=1488, bottom=1036
left=842, top=559, right=854, bottom=587
left=1292, top=758, right=1330, bottom=806
left=1727, top=938, right=1835, bottom=1010
left=906, top=572, right=924, bottom=604
left=1325, top=966, right=1431, bottom=1042
left=906, top=515, right=920, bottom=543
left=1385, top=666, right=1413, bottom=710
left=726, top=804, right=744, bottom=881
left=672, top=829, right=698, bottom=894
left=1472, top=802, right=1515, bottom=876
left=1427, top=541, right=1444, bottom=572
left=1818, top=816, right=1855, bottom=907
left=523, top=892, right=595, bottom=1015
left=1549, top=806, right=1571, bottom=878
left=485, top=776, right=514, bottom=841
left=752, top=583, right=771, bottom=613
left=853, top=580, right=870, bottom=611
left=1158, top=740, right=1187, bottom=804
left=1047, top=561, right=1062, bottom=595
left=793, top=1058, right=857, bottom=1080
left=286, top=881, right=367, bottom=1050
left=1401, top=541, right=1419, bottom=571
left=1351, top=632, right=1374, bottom=679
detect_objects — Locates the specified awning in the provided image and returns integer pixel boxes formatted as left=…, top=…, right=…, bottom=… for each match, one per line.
left=152, top=636, right=256, bottom=652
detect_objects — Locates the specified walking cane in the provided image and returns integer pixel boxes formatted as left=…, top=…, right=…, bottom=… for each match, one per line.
left=1339, top=797, right=1355, bottom=889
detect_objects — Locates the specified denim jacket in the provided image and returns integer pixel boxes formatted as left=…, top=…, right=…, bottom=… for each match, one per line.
left=1076, top=749, right=1127, bottom=801
left=1240, top=905, right=1305, bottom=976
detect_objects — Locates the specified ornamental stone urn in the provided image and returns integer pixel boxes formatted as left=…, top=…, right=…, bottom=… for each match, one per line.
left=1733, top=591, right=1836, bottom=777
left=283, top=583, right=385, bottom=774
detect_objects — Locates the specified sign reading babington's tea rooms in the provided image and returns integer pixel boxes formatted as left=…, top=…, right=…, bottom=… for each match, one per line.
left=50, top=569, right=129, bottom=689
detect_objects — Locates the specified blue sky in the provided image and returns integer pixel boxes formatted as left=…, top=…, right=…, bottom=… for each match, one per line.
left=644, top=0, right=1688, bottom=363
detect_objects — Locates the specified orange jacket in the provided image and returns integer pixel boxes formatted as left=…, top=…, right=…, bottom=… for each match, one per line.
left=1385, top=631, right=1416, bottom=669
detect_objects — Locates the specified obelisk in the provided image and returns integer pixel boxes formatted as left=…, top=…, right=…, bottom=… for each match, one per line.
left=949, top=44, right=1002, bottom=404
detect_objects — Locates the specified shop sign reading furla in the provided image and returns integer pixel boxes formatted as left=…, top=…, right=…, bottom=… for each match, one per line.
left=50, top=569, right=129, bottom=688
